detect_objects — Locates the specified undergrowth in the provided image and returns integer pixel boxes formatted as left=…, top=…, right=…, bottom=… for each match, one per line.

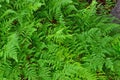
left=0, top=0, right=120, bottom=80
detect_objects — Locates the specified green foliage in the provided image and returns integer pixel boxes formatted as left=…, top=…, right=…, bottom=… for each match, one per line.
left=0, top=0, right=120, bottom=80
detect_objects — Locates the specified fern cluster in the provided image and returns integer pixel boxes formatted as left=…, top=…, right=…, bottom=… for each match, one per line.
left=0, top=0, right=120, bottom=80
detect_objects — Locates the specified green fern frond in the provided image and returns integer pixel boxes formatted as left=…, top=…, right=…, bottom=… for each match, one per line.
left=24, top=63, right=38, bottom=80
left=0, top=33, right=19, bottom=62
left=53, top=62, right=96, bottom=80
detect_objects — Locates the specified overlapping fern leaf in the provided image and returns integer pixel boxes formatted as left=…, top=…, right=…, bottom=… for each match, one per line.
left=0, top=0, right=120, bottom=80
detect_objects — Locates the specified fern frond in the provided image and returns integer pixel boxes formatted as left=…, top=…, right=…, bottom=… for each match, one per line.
left=0, top=33, right=19, bottom=62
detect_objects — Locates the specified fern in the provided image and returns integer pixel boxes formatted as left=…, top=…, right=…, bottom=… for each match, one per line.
left=0, top=0, right=120, bottom=80
left=0, top=33, right=19, bottom=62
